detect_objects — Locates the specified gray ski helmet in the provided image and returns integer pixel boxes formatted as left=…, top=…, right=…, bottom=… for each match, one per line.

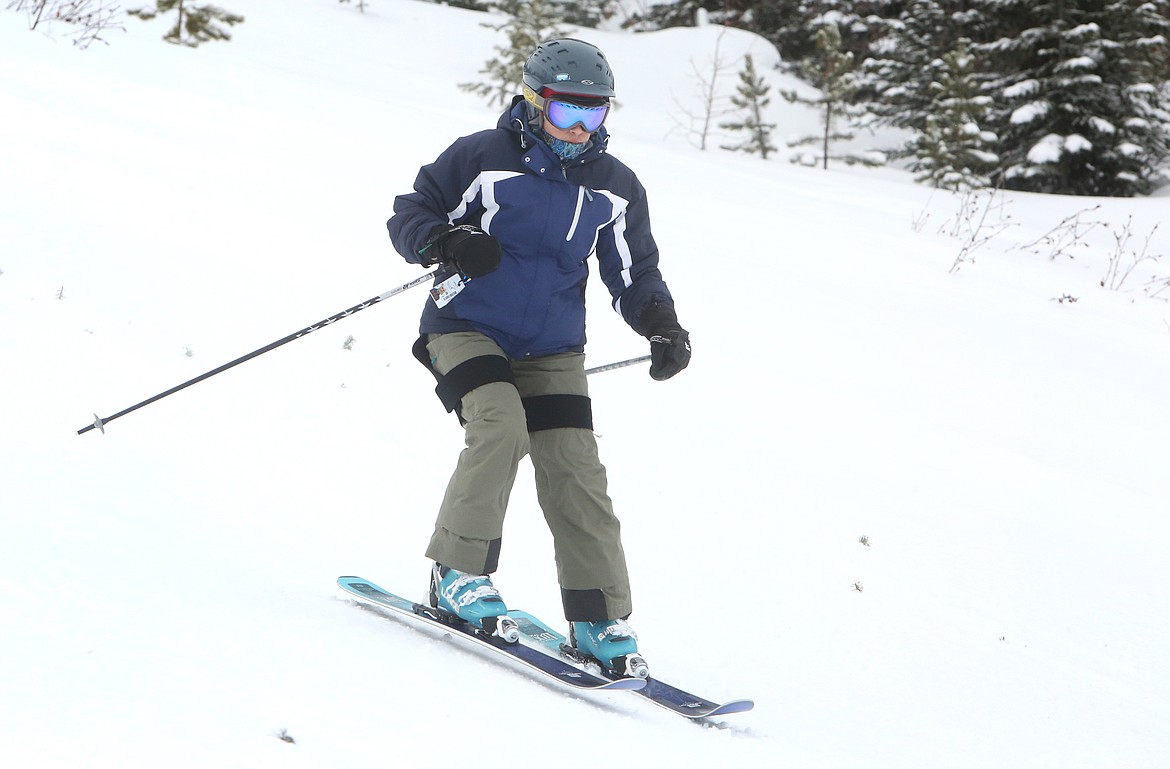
left=522, top=38, right=616, bottom=100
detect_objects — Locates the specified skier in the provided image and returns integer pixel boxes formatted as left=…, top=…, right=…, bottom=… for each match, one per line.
left=386, top=38, right=690, bottom=678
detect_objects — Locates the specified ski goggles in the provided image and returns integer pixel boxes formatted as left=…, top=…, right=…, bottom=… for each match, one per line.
left=529, top=88, right=610, bottom=132
left=546, top=99, right=610, bottom=132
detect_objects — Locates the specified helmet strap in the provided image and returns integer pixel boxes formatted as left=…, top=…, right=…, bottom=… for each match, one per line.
left=524, top=101, right=543, bottom=131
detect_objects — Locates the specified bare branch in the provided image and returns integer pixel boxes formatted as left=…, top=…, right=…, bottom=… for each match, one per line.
left=6, top=0, right=124, bottom=48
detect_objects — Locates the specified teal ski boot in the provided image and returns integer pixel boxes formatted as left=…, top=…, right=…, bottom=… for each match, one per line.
left=570, top=619, right=650, bottom=679
left=429, top=563, right=519, bottom=643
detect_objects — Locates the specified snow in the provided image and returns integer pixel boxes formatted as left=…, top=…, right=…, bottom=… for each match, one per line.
left=2, top=2, right=1170, bottom=768
left=1118, top=141, right=1144, bottom=157
left=1003, top=78, right=1040, bottom=99
left=1069, top=22, right=1102, bottom=38
left=1010, top=100, right=1051, bottom=125
left=1057, top=55, right=1097, bottom=72
left=1066, top=133, right=1093, bottom=153
left=1027, top=133, right=1065, bottom=163
left=1024, top=132, right=1094, bottom=163
left=1089, top=115, right=1117, bottom=135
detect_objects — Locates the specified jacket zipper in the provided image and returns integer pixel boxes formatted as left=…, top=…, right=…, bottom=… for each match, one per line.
left=566, top=186, right=586, bottom=241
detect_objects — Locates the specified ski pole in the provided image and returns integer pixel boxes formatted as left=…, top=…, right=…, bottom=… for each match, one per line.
left=585, top=354, right=651, bottom=375
left=78, top=271, right=436, bottom=436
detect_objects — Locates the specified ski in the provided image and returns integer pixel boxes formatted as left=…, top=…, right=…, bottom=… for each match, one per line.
left=337, top=576, right=645, bottom=693
left=509, top=610, right=754, bottom=719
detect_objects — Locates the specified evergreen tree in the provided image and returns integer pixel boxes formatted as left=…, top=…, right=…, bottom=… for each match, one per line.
left=460, top=0, right=566, bottom=107
left=624, top=1, right=906, bottom=76
left=128, top=0, right=243, bottom=47
left=781, top=24, right=883, bottom=168
left=621, top=0, right=707, bottom=32
left=781, top=1, right=907, bottom=72
left=910, top=39, right=1000, bottom=189
left=720, top=54, right=778, bottom=159
left=1093, top=0, right=1170, bottom=194
left=556, top=0, right=617, bottom=28
left=623, top=0, right=1170, bottom=196
left=436, top=0, right=492, bottom=10
left=974, top=0, right=1170, bottom=196
left=861, top=0, right=987, bottom=136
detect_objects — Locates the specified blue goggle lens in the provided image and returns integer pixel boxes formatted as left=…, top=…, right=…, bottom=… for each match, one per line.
left=546, top=100, right=609, bottom=132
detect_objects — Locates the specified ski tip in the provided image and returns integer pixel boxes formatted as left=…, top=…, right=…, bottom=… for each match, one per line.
left=337, top=575, right=378, bottom=591
left=705, top=699, right=755, bottom=717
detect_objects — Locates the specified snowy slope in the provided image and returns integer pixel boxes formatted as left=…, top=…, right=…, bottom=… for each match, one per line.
left=2, top=3, right=1169, bottom=768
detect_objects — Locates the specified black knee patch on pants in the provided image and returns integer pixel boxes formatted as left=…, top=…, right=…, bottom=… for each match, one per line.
left=522, top=394, right=593, bottom=433
left=437, top=356, right=515, bottom=413
left=562, top=587, right=609, bottom=622
left=412, top=335, right=516, bottom=416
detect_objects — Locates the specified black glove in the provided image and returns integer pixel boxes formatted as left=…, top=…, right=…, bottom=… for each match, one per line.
left=419, top=224, right=501, bottom=279
left=640, top=302, right=691, bottom=381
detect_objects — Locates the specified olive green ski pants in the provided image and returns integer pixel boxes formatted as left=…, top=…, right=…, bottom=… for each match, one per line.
left=422, top=331, right=632, bottom=621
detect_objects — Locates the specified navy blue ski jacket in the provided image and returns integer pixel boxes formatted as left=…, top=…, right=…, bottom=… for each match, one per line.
left=387, top=97, right=675, bottom=360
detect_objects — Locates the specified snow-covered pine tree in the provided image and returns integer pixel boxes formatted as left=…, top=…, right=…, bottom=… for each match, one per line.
left=976, top=0, right=1170, bottom=196
left=910, top=39, right=1000, bottom=190
left=861, top=0, right=986, bottom=138
left=555, top=0, right=616, bottom=28
left=128, top=0, right=243, bottom=47
left=622, top=1, right=901, bottom=71
left=460, top=0, right=567, bottom=107
left=1096, top=0, right=1170, bottom=194
left=621, top=0, right=706, bottom=32
left=781, top=23, right=883, bottom=169
left=720, top=54, right=777, bottom=159
left=790, top=1, right=906, bottom=72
